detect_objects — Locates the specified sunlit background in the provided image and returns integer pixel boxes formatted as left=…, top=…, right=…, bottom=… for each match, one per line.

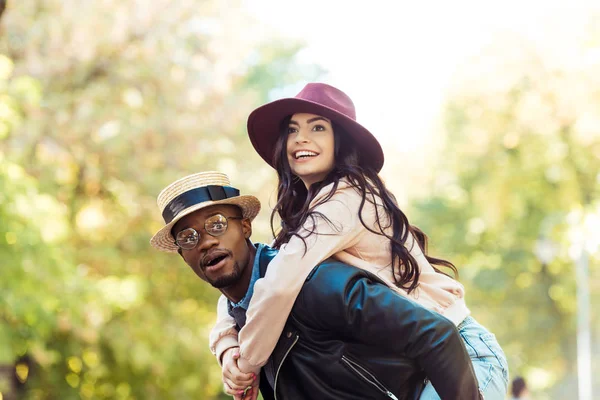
left=1, top=0, right=599, bottom=399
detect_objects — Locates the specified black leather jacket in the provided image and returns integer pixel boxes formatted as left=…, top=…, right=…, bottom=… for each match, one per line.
left=250, top=247, right=481, bottom=400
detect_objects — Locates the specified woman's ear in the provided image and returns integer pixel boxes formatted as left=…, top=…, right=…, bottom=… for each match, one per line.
left=242, top=218, right=252, bottom=239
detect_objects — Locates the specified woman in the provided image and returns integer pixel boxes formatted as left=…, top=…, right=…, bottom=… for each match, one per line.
left=213, top=83, right=508, bottom=399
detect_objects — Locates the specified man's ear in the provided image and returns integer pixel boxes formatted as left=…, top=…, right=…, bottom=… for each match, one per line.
left=241, top=218, right=252, bottom=239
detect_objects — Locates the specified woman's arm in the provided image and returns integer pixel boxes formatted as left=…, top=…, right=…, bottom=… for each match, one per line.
left=210, top=294, right=240, bottom=365
left=236, top=186, right=366, bottom=372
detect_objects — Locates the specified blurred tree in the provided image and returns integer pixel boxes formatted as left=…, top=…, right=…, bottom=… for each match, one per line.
left=411, top=32, right=600, bottom=398
left=0, top=0, right=321, bottom=399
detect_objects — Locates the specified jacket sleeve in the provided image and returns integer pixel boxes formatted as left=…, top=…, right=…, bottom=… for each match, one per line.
left=302, top=266, right=480, bottom=400
left=236, top=186, right=366, bottom=373
left=209, top=294, right=240, bottom=366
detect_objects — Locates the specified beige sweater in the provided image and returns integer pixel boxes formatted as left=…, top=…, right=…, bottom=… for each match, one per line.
left=210, top=179, right=470, bottom=373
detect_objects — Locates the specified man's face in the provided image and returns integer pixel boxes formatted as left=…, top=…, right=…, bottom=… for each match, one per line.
left=172, top=204, right=252, bottom=288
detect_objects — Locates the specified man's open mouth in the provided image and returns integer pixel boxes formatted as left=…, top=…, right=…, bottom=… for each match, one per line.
left=201, top=251, right=230, bottom=269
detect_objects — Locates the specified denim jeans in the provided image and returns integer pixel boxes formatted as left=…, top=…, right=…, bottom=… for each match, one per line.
left=419, top=316, right=509, bottom=399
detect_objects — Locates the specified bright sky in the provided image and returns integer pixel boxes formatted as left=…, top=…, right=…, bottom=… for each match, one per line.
left=243, top=0, right=599, bottom=198
left=245, top=0, right=597, bottom=143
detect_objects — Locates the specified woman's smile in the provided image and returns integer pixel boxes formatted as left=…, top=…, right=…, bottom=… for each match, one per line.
left=286, top=113, right=335, bottom=188
left=291, top=149, right=320, bottom=163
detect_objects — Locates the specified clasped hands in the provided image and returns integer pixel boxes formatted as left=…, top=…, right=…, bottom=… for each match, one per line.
left=222, top=347, right=260, bottom=400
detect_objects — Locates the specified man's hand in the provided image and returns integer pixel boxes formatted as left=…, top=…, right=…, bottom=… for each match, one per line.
left=222, top=347, right=255, bottom=397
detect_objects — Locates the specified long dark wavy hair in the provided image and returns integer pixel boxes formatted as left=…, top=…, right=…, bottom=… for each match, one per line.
left=270, top=116, right=458, bottom=293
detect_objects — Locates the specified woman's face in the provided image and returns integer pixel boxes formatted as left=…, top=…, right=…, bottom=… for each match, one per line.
left=286, top=113, right=336, bottom=188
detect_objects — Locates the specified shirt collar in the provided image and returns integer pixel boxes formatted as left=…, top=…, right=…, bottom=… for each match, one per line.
left=229, top=243, right=265, bottom=310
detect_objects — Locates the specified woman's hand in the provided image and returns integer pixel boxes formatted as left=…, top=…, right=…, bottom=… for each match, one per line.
left=221, top=347, right=255, bottom=396
left=241, top=377, right=260, bottom=400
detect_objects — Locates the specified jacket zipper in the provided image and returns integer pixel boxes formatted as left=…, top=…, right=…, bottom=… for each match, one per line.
left=273, top=334, right=299, bottom=400
left=341, top=355, right=399, bottom=400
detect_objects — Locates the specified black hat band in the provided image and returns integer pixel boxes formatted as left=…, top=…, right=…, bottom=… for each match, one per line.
left=162, top=185, right=240, bottom=224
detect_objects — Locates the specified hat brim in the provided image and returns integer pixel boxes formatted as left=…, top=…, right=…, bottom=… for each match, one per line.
left=150, top=195, right=260, bottom=253
left=247, top=98, right=384, bottom=172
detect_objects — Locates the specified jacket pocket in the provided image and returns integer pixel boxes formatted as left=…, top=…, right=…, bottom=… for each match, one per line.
left=341, top=355, right=399, bottom=400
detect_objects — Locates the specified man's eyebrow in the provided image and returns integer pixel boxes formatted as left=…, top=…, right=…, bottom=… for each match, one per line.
left=206, top=210, right=241, bottom=219
left=176, top=212, right=221, bottom=232
left=175, top=223, right=192, bottom=233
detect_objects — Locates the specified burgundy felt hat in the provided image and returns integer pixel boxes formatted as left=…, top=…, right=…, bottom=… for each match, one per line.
left=247, top=83, right=384, bottom=172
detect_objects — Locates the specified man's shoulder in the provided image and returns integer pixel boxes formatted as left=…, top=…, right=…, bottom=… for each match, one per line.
left=302, top=259, right=386, bottom=296
left=290, top=260, right=391, bottom=330
left=256, top=243, right=384, bottom=291
left=256, top=243, right=278, bottom=259
left=255, top=243, right=277, bottom=275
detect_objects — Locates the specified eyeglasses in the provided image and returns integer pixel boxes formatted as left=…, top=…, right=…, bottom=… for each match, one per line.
left=174, top=214, right=243, bottom=250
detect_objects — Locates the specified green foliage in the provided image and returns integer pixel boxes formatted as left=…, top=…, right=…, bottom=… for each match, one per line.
left=0, top=1, right=320, bottom=398
left=411, top=39, right=600, bottom=398
left=4, top=1, right=596, bottom=398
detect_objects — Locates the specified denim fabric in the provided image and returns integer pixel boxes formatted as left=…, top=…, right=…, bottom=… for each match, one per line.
left=230, top=243, right=265, bottom=311
left=419, top=316, right=509, bottom=400
left=226, top=244, right=266, bottom=328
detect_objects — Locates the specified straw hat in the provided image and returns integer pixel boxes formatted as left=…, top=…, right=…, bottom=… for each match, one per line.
left=247, top=82, right=384, bottom=172
left=150, top=171, right=260, bottom=252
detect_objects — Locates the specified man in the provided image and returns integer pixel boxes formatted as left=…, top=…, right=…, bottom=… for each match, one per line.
left=151, top=171, right=481, bottom=400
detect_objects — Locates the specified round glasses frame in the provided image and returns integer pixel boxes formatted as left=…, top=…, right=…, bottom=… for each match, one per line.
left=174, top=214, right=243, bottom=250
